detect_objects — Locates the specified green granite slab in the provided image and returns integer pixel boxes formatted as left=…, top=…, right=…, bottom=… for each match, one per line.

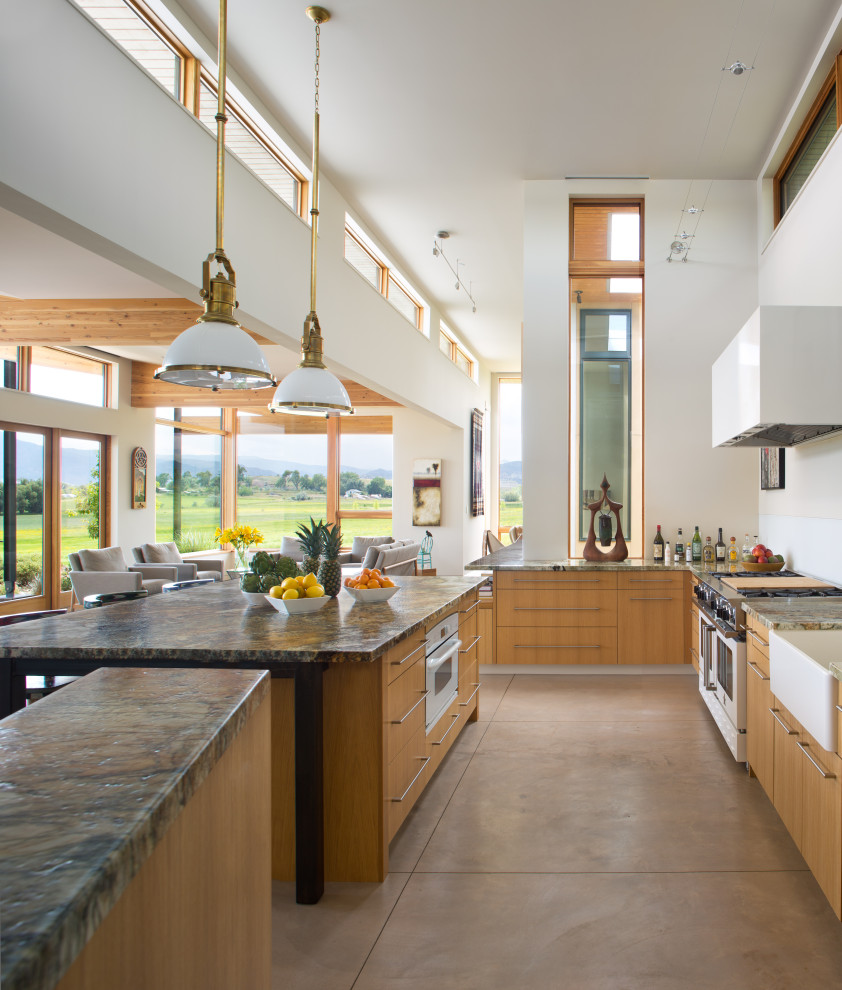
left=0, top=666, right=269, bottom=990
left=743, top=600, right=842, bottom=633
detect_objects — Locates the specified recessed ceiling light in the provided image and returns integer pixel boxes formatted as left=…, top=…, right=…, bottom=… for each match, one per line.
left=723, top=61, right=752, bottom=75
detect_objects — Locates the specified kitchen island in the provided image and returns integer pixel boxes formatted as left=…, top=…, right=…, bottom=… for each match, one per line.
left=0, top=575, right=483, bottom=901
left=0, top=666, right=270, bottom=990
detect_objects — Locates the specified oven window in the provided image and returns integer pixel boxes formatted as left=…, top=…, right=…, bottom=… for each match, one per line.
left=435, top=658, right=454, bottom=696
left=717, top=639, right=734, bottom=700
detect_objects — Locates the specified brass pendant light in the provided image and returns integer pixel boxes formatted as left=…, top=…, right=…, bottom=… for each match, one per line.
left=155, top=0, right=275, bottom=391
left=269, top=6, right=354, bottom=416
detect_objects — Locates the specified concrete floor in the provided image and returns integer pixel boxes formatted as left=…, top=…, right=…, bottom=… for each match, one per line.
left=272, top=671, right=842, bottom=989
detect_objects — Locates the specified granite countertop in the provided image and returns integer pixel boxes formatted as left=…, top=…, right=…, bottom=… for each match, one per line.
left=0, top=666, right=269, bottom=990
left=465, top=544, right=694, bottom=572
left=742, top=600, right=842, bottom=632
left=0, top=576, right=484, bottom=666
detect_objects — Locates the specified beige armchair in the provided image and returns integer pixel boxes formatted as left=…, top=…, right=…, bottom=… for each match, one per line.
left=68, top=546, right=176, bottom=604
left=132, top=542, right=224, bottom=582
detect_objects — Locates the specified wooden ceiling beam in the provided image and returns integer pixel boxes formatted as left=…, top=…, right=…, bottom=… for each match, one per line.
left=0, top=298, right=272, bottom=346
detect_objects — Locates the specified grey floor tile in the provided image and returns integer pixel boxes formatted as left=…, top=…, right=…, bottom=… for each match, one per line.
left=475, top=672, right=513, bottom=721
left=353, top=871, right=842, bottom=990
left=272, top=874, right=409, bottom=990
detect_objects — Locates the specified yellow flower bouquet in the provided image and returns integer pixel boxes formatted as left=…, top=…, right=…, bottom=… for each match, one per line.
left=215, top=523, right=265, bottom=571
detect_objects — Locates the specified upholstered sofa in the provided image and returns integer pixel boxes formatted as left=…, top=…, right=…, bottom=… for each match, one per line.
left=68, top=546, right=177, bottom=601
left=348, top=539, right=421, bottom=576
left=252, top=535, right=396, bottom=567
left=132, top=542, right=224, bottom=582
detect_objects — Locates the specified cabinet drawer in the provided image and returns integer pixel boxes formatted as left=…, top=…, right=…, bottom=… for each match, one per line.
left=497, top=626, right=617, bottom=664
left=746, top=644, right=770, bottom=680
left=385, top=633, right=425, bottom=685
left=458, top=593, right=481, bottom=627
left=745, top=619, right=770, bottom=659
left=617, top=593, right=684, bottom=664
left=497, top=570, right=617, bottom=591
left=458, top=608, right=478, bottom=645
left=386, top=659, right=426, bottom=763
left=497, top=589, right=617, bottom=627
left=387, top=727, right=429, bottom=839
left=617, top=571, right=686, bottom=591
left=459, top=656, right=479, bottom=709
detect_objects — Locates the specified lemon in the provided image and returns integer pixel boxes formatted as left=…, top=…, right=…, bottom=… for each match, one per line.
left=305, top=584, right=324, bottom=598
left=302, top=572, right=318, bottom=589
left=282, top=588, right=300, bottom=600
left=280, top=577, right=299, bottom=591
left=268, top=585, right=285, bottom=599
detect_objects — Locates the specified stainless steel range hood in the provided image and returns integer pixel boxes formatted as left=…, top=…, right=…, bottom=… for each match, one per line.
left=712, top=306, right=842, bottom=448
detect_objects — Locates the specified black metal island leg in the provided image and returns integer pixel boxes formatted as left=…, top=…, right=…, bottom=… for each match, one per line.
left=293, top=663, right=326, bottom=904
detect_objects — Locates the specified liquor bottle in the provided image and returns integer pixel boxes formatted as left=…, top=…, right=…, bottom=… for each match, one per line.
left=728, top=537, right=738, bottom=563
left=715, top=528, right=726, bottom=563
left=675, top=528, right=685, bottom=559
left=685, top=541, right=693, bottom=563
left=691, top=526, right=702, bottom=562
left=664, top=541, right=672, bottom=565
left=702, top=536, right=714, bottom=567
left=653, top=524, right=665, bottom=563
left=741, top=533, right=751, bottom=562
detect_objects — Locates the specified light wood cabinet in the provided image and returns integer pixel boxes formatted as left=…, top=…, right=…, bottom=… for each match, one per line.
left=497, top=587, right=617, bottom=627
left=496, top=626, right=617, bottom=664
left=617, top=586, right=685, bottom=664
left=772, top=705, right=804, bottom=850
left=745, top=645, right=774, bottom=800
left=798, top=737, right=841, bottom=917
left=477, top=597, right=492, bottom=664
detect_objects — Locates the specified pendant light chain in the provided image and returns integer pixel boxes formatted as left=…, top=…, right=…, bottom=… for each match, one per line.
left=309, top=17, right=321, bottom=314
left=215, top=0, right=229, bottom=256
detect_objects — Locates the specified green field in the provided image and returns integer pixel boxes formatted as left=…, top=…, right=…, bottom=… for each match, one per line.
left=499, top=500, right=523, bottom=533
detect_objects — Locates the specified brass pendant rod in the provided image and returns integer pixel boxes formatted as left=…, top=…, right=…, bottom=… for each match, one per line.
left=215, top=0, right=228, bottom=254
left=310, top=108, right=319, bottom=313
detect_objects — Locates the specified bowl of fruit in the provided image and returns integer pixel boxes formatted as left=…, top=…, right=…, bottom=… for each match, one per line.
left=265, top=574, right=329, bottom=614
left=343, top=568, right=399, bottom=603
left=742, top=543, right=785, bottom=572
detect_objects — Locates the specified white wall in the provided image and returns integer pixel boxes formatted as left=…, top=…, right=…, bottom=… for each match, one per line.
left=755, top=115, right=842, bottom=583
left=0, top=0, right=490, bottom=566
left=522, top=179, right=759, bottom=560
left=1, top=354, right=157, bottom=556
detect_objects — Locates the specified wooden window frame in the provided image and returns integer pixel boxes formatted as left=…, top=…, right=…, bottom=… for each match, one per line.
left=345, top=221, right=425, bottom=332
left=773, top=54, right=842, bottom=226
left=5, top=345, right=113, bottom=408
left=439, top=324, right=475, bottom=378
left=344, top=226, right=386, bottom=293
left=199, top=73, right=308, bottom=218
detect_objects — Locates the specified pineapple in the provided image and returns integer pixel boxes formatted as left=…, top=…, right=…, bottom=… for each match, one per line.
left=295, top=517, right=324, bottom=577
left=317, top=522, right=343, bottom=598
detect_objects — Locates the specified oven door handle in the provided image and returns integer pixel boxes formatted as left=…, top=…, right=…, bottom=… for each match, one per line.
left=426, top=639, right=462, bottom=671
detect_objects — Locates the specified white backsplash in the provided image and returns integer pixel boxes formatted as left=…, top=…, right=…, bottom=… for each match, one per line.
left=759, top=514, right=842, bottom=586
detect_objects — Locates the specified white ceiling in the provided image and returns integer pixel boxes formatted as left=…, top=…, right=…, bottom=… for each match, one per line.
left=4, top=0, right=840, bottom=372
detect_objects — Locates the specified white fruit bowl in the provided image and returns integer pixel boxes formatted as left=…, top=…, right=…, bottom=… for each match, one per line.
left=265, top=594, right=330, bottom=614
left=344, top=585, right=400, bottom=604
left=242, top=590, right=270, bottom=606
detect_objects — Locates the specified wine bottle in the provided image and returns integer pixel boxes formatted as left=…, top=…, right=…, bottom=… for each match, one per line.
left=715, top=528, right=726, bottom=562
left=691, top=526, right=702, bottom=562
left=653, top=524, right=665, bottom=563
left=675, top=528, right=685, bottom=559
left=703, top=536, right=715, bottom=567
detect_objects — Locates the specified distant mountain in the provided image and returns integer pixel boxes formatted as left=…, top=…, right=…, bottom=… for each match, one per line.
left=154, top=451, right=392, bottom=480
left=500, top=460, right=522, bottom=484
left=13, top=440, right=98, bottom=487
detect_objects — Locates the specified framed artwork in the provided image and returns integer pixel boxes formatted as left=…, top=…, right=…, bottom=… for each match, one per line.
left=760, top=447, right=785, bottom=490
left=132, top=446, right=148, bottom=508
left=470, top=409, right=484, bottom=517
left=412, top=458, right=442, bottom=526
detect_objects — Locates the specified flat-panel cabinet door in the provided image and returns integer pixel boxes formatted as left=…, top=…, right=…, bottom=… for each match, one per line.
left=772, top=708, right=804, bottom=849
left=798, top=740, right=842, bottom=919
left=617, top=593, right=685, bottom=664
left=746, top=655, right=774, bottom=801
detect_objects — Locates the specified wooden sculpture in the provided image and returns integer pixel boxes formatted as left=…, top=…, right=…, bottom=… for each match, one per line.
left=582, top=475, right=628, bottom=562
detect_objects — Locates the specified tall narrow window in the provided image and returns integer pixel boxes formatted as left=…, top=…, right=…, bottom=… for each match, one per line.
left=1, top=428, right=46, bottom=605
left=569, top=200, right=643, bottom=557
left=339, top=430, right=393, bottom=541
left=498, top=378, right=522, bottom=541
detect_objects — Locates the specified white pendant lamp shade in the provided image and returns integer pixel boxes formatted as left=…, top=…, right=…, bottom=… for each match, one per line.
left=271, top=365, right=352, bottom=415
left=156, top=318, right=275, bottom=390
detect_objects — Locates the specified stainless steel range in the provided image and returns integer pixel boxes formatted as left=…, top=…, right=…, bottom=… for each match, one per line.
left=694, top=570, right=842, bottom=761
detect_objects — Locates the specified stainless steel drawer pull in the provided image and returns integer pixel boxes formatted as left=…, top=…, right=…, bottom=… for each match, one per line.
left=836, top=705, right=842, bottom=714
left=514, top=606, right=600, bottom=611
left=514, top=577, right=598, bottom=583
left=797, top=742, right=836, bottom=779
left=630, top=578, right=674, bottom=583
left=391, top=691, right=429, bottom=725
left=459, top=636, right=481, bottom=653
left=629, top=597, right=673, bottom=601
left=769, top=708, right=797, bottom=734
left=461, top=598, right=480, bottom=614
left=391, top=756, right=431, bottom=802
left=459, top=684, right=481, bottom=707
left=514, top=644, right=600, bottom=649
left=432, top=712, right=460, bottom=746
left=747, top=629, right=769, bottom=649
left=747, top=661, right=770, bottom=681
left=392, top=641, right=425, bottom=667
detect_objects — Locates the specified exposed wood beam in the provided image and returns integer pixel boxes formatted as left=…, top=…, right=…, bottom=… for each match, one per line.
left=0, top=298, right=272, bottom=346
left=131, top=362, right=399, bottom=409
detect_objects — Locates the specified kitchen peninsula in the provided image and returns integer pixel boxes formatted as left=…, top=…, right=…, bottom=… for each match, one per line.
left=467, top=544, right=692, bottom=665
left=0, top=575, right=483, bottom=903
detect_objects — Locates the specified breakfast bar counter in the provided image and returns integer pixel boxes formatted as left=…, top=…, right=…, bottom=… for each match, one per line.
left=0, top=575, right=484, bottom=903
left=0, top=666, right=270, bottom=990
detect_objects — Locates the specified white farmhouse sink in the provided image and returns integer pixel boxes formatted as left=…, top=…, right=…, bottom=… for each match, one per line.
left=769, top=630, right=842, bottom=752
